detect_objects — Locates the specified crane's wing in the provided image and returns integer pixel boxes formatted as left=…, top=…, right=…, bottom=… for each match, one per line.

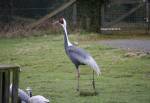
left=67, top=46, right=101, bottom=75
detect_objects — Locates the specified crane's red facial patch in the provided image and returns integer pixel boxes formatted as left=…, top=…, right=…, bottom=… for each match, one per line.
left=59, top=18, right=64, bottom=24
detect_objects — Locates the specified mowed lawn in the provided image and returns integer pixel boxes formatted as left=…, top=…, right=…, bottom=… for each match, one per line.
left=0, top=34, right=150, bottom=103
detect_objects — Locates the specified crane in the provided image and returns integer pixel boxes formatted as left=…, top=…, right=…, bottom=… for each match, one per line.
left=9, top=84, right=50, bottom=103
left=53, top=18, right=101, bottom=91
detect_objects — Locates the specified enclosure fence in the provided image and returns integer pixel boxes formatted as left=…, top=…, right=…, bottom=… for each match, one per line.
left=101, top=0, right=150, bottom=34
left=0, top=0, right=149, bottom=35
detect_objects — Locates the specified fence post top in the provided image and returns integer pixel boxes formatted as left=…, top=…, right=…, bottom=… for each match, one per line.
left=0, top=64, right=20, bottom=70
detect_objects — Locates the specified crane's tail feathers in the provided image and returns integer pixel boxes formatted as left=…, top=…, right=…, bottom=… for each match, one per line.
left=86, top=57, right=101, bottom=76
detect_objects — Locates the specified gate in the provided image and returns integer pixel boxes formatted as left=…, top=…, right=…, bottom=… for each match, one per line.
left=101, top=0, right=150, bottom=34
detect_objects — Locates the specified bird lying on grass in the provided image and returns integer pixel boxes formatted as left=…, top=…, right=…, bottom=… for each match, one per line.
left=10, top=84, right=50, bottom=103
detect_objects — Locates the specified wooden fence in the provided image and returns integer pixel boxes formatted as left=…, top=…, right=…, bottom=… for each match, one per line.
left=0, top=64, right=20, bottom=103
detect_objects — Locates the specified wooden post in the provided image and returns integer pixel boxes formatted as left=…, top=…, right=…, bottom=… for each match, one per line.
left=0, top=65, right=20, bottom=103
left=27, top=0, right=76, bottom=29
left=0, top=72, right=2, bottom=103
left=12, top=69, right=19, bottom=103
left=10, top=0, right=14, bottom=19
left=72, top=3, right=77, bottom=27
left=101, top=4, right=105, bottom=33
left=145, top=0, right=150, bottom=34
left=100, top=3, right=111, bottom=34
left=3, top=71, right=10, bottom=103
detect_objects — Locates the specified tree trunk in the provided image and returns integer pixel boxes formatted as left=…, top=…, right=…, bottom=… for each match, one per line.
left=77, top=0, right=102, bottom=32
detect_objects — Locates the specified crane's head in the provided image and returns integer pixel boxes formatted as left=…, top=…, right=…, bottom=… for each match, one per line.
left=53, top=18, right=67, bottom=29
left=26, top=87, right=32, bottom=97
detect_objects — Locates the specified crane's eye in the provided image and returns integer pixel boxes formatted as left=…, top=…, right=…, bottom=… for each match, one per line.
left=59, top=18, right=64, bottom=24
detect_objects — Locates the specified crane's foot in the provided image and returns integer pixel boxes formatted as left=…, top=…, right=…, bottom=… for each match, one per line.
left=76, top=88, right=79, bottom=91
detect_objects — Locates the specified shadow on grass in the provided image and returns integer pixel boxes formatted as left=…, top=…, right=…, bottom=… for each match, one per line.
left=79, top=90, right=99, bottom=96
left=113, top=74, right=133, bottom=78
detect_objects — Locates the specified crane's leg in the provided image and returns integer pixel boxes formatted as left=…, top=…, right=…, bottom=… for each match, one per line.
left=76, top=68, right=80, bottom=91
left=92, top=70, right=95, bottom=90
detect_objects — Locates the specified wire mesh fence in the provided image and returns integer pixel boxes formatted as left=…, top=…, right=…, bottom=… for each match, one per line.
left=0, top=0, right=77, bottom=37
left=101, top=0, right=150, bottom=34
left=0, top=0, right=149, bottom=37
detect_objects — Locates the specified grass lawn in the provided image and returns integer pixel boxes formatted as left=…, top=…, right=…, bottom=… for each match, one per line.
left=0, top=34, right=150, bottom=103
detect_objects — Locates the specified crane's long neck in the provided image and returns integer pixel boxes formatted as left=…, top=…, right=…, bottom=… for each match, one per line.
left=63, top=25, right=72, bottom=48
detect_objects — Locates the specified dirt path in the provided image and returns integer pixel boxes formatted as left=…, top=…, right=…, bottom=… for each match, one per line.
left=99, top=39, right=150, bottom=53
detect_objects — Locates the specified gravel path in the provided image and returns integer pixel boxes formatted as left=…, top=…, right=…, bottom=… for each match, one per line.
left=99, top=39, right=150, bottom=53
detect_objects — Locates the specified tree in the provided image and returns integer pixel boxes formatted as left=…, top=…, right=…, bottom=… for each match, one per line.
left=77, top=0, right=104, bottom=32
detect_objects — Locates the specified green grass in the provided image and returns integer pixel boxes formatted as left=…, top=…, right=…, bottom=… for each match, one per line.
left=0, top=34, right=150, bottom=103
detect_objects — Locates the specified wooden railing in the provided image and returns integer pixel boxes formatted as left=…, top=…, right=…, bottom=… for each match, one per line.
left=27, top=0, right=76, bottom=29
left=0, top=64, right=20, bottom=103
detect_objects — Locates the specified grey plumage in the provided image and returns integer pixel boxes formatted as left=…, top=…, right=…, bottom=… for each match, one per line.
left=10, top=84, right=30, bottom=103
left=29, top=95, right=49, bottom=103
left=66, top=46, right=100, bottom=75
left=10, top=84, right=50, bottom=103
left=18, top=89, right=30, bottom=103
left=55, top=18, right=101, bottom=91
